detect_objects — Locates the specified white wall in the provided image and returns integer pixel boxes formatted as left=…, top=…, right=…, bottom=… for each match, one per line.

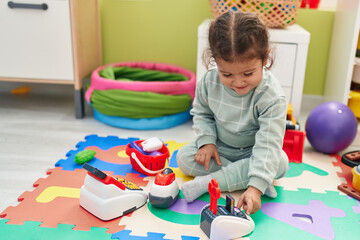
left=319, top=0, right=337, bottom=9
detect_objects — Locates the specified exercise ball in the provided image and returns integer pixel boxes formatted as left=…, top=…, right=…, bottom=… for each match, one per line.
left=305, top=101, right=358, bottom=154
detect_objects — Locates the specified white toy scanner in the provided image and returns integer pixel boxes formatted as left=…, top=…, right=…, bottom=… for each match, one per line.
left=200, top=180, right=255, bottom=240
left=149, top=168, right=179, bottom=208
left=80, top=163, right=147, bottom=221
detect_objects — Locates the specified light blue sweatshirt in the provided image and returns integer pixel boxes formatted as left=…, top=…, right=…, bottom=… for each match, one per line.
left=190, top=68, right=288, bottom=193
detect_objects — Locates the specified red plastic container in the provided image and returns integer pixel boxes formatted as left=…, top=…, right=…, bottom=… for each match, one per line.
left=126, top=140, right=170, bottom=176
left=300, top=0, right=320, bottom=9
left=283, top=130, right=306, bottom=163
left=300, top=0, right=307, bottom=8
left=309, top=0, right=320, bottom=8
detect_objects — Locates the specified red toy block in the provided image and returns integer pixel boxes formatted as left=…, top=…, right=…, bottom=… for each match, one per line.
left=283, top=130, right=306, bottom=163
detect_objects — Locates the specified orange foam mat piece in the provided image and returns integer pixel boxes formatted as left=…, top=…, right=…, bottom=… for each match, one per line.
left=0, top=167, right=149, bottom=233
left=332, top=154, right=353, bottom=186
left=86, top=145, right=130, bottom=164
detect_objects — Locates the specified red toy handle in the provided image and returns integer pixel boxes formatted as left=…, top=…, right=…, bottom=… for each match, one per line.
left=209, top=179, right=221, bottom=215
left=154, top=172, right=175, bottom=186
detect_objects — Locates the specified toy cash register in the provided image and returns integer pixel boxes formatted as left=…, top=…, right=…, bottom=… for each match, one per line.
left=200, top=179, right=255, bottom=240
left=79, top=163, right=147, bottom=221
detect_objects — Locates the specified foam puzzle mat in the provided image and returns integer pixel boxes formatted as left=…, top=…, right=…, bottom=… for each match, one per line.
left=1, top=134, right=359, bottom=239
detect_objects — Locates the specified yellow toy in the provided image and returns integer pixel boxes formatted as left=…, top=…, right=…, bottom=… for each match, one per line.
left=352, top=166, right=360, bottom=191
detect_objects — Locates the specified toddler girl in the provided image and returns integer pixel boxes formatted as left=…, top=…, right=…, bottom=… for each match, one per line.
left=177, top=11, right=288, bottom=215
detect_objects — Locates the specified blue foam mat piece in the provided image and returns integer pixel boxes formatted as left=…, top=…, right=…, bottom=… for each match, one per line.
left=55, top=135, right=145, bottom=176
left=56, top=158, right=146, bottom=176
left=111, top=230, right=199, bottom=240
left=73, top=135, right=139, bottom=152
left=168, top=150, right=179, bottom=168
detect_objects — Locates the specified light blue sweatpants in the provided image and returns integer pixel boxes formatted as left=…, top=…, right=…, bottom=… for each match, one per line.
left=176, top=140, right=288, bottom=193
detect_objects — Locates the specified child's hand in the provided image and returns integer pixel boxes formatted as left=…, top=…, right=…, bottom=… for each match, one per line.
left=195, top=144, right=221, bottom=171
left=236, top=186, right=262, bottom=215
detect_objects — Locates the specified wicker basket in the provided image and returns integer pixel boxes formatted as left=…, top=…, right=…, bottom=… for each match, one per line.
left=209, top=0, right=301, bottom=28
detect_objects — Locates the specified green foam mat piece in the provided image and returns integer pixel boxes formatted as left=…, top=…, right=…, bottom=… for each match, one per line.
left=0, top=219, right=113, bottom=240
left=286, top=162, right=328, bottom=178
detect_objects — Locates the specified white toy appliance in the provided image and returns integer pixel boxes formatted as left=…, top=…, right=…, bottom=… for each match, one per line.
left=79, top=163, right=147, bottom=221
left=149, top=168, right=179, bottom=208
left=200, top=180, right=255, bottom=240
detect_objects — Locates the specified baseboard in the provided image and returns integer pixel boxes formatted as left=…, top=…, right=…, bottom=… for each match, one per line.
left=0, top=81, right=74, bottom=95
left=301, top=94, right=324, bottom=112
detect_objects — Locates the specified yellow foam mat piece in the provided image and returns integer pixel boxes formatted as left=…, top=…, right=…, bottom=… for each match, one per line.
left=36, top=186, right=80, bottom=203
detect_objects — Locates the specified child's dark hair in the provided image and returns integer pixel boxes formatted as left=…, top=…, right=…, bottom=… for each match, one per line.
left=204, top=11, right=273, bottom=69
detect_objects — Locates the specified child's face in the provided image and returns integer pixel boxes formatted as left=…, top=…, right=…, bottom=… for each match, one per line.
left=216, top=58, right=265, bottom=95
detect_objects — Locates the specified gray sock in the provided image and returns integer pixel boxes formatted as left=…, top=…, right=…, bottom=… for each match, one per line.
left=264, top=185, right=277, bottom=198
left=181, top=174, right=212, bottom=202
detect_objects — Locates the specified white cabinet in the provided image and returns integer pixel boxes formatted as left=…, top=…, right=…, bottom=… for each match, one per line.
left=197, top=20, right=310, bottom=118
left=0, top=0, right=102, bottom=118
left=271, top=43, right=297, bottom=101
left=0, top=0, right=73, bottom=80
